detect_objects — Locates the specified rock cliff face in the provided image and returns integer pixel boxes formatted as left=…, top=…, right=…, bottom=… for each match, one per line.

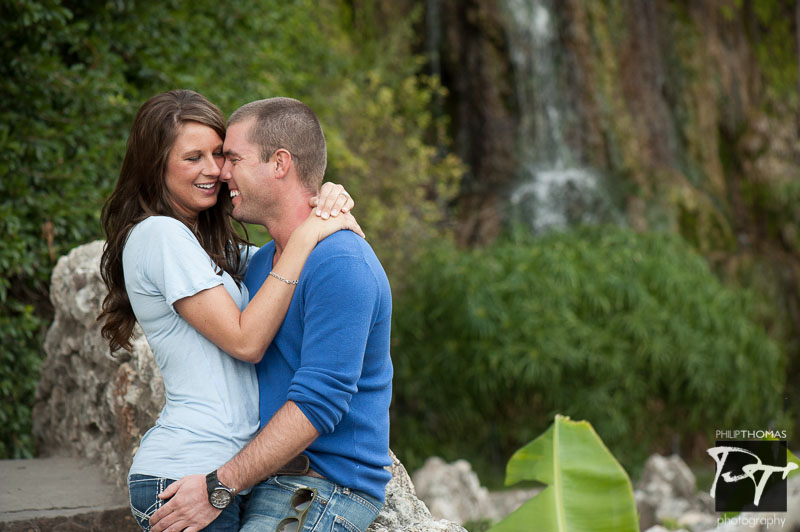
left=33, top=241, right=465, bottom=532
left=436, top=0, right=517, bottom=245
left=429, top=0, right=800, bottom=432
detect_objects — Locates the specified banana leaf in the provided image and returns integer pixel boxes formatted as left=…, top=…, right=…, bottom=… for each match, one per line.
left=489, top=415, right=639, bottom=532
left=790, top=448, right=799, bottom=478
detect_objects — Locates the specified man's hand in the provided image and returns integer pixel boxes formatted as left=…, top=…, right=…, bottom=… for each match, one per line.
left=149, top=474, right=221, bottom=532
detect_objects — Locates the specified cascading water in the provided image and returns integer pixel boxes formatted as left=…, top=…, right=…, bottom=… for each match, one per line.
left=503, top=0, right=616, bottom=232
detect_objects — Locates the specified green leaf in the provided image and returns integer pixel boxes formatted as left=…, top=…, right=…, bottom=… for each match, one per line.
left=490, top=415, right=639, bottom=532
left=789, top=448, right=799, bottom=479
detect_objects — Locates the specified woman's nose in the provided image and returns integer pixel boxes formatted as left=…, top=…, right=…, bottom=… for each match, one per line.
left=204, top=154, right=221, bottom=176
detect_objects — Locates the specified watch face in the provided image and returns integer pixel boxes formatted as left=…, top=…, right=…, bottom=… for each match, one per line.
left=209, top=488, right=233, bottom=509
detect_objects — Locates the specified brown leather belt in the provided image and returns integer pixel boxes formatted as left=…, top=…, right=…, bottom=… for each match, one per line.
left=275, top=454, right=325, bottom=479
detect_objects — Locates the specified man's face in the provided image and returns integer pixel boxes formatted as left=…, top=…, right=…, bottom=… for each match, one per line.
left=221, top=119, right=274, bottom=225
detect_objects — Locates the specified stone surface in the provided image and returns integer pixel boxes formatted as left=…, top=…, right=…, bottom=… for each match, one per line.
left=436, top=0, right=516, bottom=245
left=677, top=510, right=717, bottom=532
left=412, top=457, right=491, bottom=523
left=635, top=454, right=713, bottom=531
left=370, top=453, right=465, bottom=532
left=0, top=510, right=136, bottom=532
left=31, top=240, right=463, bottom=532
left=412, top=456, right=537, bottom=524
left=0, top=457, right=136, bottom=531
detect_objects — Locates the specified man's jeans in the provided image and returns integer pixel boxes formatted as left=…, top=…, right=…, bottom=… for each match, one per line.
left=240, top=474, right=382, bottom=532
left=128, top=474, right=243, bottom=532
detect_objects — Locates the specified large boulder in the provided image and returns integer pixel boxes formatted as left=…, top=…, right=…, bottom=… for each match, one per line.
left=412, top=456, right=537, bottom=525
left=635, top=454, right=715, bottom=532
left=34, top=240, right=464, bottom=532
left=33, top=240, right=163, bottom=484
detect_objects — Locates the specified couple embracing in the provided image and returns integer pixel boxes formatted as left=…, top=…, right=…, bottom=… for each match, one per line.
left=99, top=90, right=392, bottom=532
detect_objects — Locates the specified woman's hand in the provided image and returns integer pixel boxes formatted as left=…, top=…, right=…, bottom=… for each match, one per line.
left=309, top=182, right=354, bottom=219
left=300, top=209, right=365, bottom=243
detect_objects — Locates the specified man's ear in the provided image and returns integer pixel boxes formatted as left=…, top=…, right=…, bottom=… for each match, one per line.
left=273, top=149, right=292, bottom=179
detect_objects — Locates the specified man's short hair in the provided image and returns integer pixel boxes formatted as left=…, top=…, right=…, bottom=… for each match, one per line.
left=228, top=97, right=327, bottom=192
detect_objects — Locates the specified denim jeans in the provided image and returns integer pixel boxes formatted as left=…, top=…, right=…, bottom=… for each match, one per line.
left=240, top=475, right=382, bottom=532
left=128, top=474, right=243, bottom=532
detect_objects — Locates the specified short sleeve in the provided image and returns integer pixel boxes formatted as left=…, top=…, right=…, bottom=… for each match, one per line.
left=239, top=244, right=260, bottom=275
left=128, top=217, right=225, bottom=313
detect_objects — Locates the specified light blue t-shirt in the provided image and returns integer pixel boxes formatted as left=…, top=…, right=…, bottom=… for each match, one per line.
left=124, top=216, right=259, bottom=480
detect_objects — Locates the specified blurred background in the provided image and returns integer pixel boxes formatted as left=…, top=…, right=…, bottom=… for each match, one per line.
left=2, top=0, right=798, bottom=490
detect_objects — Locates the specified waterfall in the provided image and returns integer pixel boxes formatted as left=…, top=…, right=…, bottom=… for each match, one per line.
left=503, top=0, right=616, bottom=232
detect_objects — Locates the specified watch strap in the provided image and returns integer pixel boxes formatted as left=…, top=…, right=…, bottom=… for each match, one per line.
left=206, top=469, right=225, bottom=493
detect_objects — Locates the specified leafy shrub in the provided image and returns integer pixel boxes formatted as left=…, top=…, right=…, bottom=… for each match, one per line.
left=391, top=227, right=787, bottom=475
left=0, top=0, right=133, bottom=458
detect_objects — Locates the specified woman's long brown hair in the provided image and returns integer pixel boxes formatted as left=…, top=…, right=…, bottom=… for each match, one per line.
left=98, top=90, right=248, bottom=352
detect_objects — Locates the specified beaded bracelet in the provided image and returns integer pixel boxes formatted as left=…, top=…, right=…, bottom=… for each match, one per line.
left=269, top=271, right=299, bottom=285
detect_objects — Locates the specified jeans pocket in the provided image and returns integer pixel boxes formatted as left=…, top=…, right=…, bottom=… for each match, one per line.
left=128, top=475, right=174, bottom=532
left=332, top=514, right=362, bottom=532
left=322, top=488, right=382, bottom=532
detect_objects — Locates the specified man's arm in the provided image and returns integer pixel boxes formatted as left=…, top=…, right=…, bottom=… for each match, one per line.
left=149, top=401, right=318, bottom=532
left=220, top=400, right=318, bottom=490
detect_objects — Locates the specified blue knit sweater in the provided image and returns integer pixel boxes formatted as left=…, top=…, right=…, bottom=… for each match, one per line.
left=244, top=230, right=393, bottom=501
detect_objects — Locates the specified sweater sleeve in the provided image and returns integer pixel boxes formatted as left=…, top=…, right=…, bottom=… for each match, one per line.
left=286, top=254, right=379, bottom=435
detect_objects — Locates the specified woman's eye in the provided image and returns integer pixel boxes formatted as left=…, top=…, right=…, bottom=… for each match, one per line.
left=186, top=156, right=201, bottom=162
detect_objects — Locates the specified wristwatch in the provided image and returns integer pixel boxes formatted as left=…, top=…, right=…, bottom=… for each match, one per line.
left=206, top=470, right=235, bottom=509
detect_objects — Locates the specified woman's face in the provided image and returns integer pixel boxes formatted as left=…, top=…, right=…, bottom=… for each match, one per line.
left=165, top=122, right=224, bottom=221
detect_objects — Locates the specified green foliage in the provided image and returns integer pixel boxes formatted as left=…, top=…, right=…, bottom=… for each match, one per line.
left=717, top=0, right=797, bottom=101
left=749, top=1, right=798, bottom=102
left=1, top=0, right=134, bottom=459
left=0, top=0, right=460, bottom=458
left=464, top=520, right=493, bottom=532
left=391, top=227, right=787, bottom=475
left=0, top=301, right=45, bottom=458
left=490, top=415, right=639, bottom=532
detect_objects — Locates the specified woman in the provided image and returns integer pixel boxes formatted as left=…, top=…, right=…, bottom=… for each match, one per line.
left=98, top=89, right=360, bottom=531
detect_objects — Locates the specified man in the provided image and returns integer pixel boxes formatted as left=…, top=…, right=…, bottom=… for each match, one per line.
left=150, top=97, right=393, bottom=532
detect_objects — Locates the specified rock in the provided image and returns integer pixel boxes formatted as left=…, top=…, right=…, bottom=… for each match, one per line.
left=412, top=457, right=538, bottom=524
left=645, top=526, right=689, bottom=532
left=639, top=454, right=697, bottom=501
left=370, top=452, right=465, bottom=532
left=635, top=454, right=715, bottom=531
left=654, top=497, right=690, bottom=523
left=34, top=241, right=164, bottom=486
left=677, top=510, right=717, bottom=532
left=486, top=489, right=539, bottom=523
left=412, top=457, right=491, bottom=523
left=34, top=241, right=465, bottom=532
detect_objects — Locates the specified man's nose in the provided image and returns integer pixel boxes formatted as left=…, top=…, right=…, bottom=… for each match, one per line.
left=220, top=159, right=232, bottom=181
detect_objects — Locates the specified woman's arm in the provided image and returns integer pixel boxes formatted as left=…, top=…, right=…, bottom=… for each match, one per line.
left=174, top=211, right=362, bottom=363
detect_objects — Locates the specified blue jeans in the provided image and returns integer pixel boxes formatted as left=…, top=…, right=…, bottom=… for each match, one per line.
left=240, top=475, right=382, bottom=532
left=128, top=474, right=243, bottom=532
